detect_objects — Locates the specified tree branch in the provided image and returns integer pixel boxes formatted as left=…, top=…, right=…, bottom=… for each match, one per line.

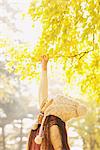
left=53, top=49, right=94, bottom=60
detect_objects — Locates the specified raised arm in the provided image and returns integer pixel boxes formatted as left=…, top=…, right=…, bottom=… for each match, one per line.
left=38, top=55, right=49, bottom=110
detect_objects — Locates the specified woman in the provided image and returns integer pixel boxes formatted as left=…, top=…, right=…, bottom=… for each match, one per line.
left=27, top=55, right=87, bottom=150
left=27, top=55, right=70, bottom=150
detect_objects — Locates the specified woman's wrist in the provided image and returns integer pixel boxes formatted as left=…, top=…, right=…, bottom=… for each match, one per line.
left=42, top=63, right=47, bottom=71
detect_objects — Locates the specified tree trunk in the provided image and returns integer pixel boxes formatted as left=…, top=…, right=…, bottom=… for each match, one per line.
left=82, top=137, right=88, bottom=150
left=19, top=119, right=23, bottom=150
left=90, top=135, right=95, bottom=150
left=2, top=126, right=6, bottom=150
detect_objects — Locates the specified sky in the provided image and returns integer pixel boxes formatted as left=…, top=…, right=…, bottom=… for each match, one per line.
left=0, top=0, right=42, bottom=48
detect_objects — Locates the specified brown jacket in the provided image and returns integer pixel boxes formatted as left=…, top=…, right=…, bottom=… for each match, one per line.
left=27, top=115, right=70, bottom=150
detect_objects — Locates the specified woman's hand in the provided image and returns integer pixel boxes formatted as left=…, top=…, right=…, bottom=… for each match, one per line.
left=41, top=55, right=49, bottom=65
left=40, top=55, right=49, bottom=70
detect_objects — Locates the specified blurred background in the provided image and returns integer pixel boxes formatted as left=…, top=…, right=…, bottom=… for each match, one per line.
left=0, top=0, right=100, bottom=150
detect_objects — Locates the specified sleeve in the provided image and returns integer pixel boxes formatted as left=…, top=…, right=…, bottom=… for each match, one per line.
left=38, top=70, right=48, bottom=110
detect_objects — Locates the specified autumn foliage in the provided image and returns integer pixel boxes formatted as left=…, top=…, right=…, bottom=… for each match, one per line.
left=4, top=0, right=100, bottom=102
